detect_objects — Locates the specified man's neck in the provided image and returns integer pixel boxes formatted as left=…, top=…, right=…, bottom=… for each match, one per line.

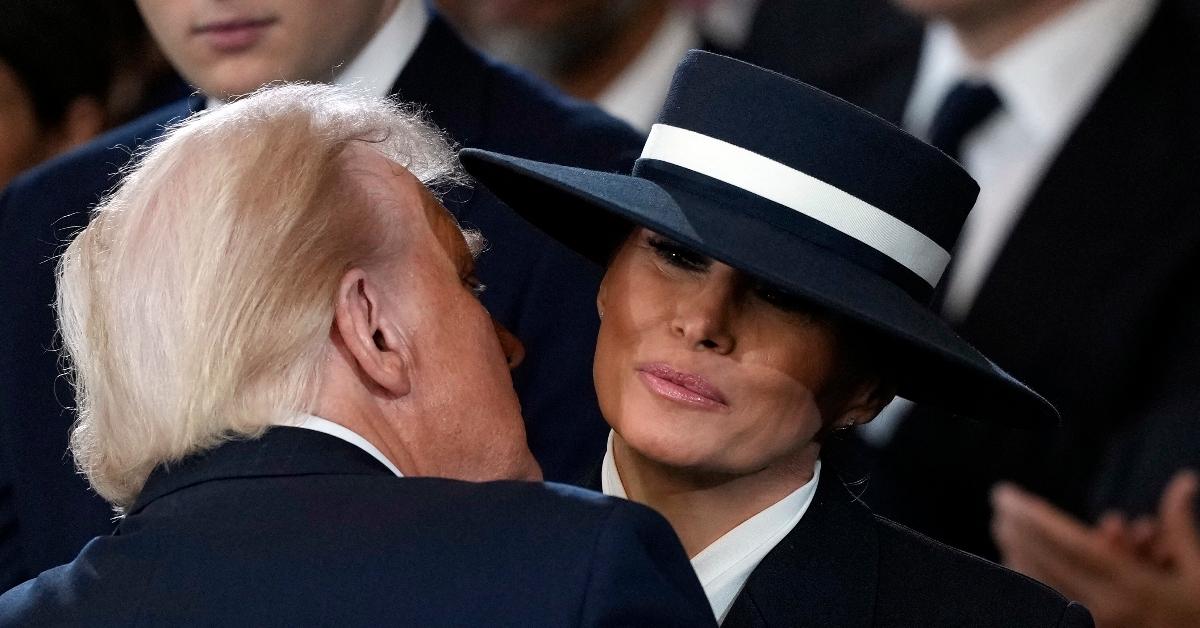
left=613, top=434, right=820, bottom=557
left=945, top=0, right=1079, bottom=60
left=310, top=396, right=415, bottom=475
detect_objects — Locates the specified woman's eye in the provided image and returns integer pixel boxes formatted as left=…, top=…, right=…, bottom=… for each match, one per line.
left=648, top=236, right=708, bottom=271
left=754, top=283, right=807, bottom=313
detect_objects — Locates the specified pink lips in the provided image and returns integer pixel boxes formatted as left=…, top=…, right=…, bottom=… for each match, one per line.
left=636, top=363, right=729, bottom=411
left=192, top=17, right=278, bottom=52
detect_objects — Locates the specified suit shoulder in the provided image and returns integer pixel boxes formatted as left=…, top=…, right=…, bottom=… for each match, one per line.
left=338, top=477, right=681, bottom=561
left=871, top=515, right=1092, bottom=627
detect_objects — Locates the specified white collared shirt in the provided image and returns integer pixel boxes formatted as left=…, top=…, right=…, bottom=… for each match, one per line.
left=596, top=6, right=701, bottom=131
left=284, top=413, right=404, bottom=477
left=602, top=432, right=820, bottom=623
left=904, top=0, right=1158, bottom=321
left=207, top=0, right=429, bottom=109
left=333, top=0, right=429, bottom=99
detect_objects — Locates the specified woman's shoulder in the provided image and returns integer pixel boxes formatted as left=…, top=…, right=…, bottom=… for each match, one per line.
left=867, top=513, right=1093, bottom=627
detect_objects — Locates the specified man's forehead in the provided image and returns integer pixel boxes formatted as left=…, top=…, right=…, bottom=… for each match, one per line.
left=351, top=149, right=481, bottom=266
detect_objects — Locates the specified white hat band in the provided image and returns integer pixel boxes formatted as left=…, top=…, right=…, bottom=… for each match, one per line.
left=639, top=123, right=951, bottom=288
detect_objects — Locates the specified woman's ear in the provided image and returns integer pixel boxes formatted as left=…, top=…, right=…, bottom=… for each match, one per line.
left=333, top=269, right=411, bottom=397
left=834, top=376, right=897, bottom=429
left=596, top=273, right=609, bottom=321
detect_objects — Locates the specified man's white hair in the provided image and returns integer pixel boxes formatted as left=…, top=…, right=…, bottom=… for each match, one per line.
left=56, top=83, right=463, bottom=510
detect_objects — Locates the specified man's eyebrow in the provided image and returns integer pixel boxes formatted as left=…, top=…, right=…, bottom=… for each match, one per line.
left=462, top=228, right=488, bottom=260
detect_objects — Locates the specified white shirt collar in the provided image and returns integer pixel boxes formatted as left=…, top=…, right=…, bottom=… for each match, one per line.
left=595, top=6, right=701, bottom=131
left=905, top=0, right=1158, bottom=141
left=207, top=0, right=429, bottom=109
left=283, top=413, right=404, bottom=477
left=601, top=431, right=820, bottom=623
left=903, top=0, right=1158, bottom=320
left=334, top=0, right=429, bottom=99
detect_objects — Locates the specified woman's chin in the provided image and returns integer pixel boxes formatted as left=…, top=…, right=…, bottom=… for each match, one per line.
left=617, top=426, right=735, bottom=474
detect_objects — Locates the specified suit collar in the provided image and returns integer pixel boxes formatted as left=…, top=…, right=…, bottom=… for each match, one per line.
left=724, top=471, right=878, bottom=628
left=129, top=427, right=394, bottom=516
left=391, top=12, right=489, bottom=147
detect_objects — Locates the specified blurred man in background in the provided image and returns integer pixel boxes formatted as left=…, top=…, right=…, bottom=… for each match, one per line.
left=0, top=0, right=640, bottom=591
left=438, top=0, right=760, bottom=130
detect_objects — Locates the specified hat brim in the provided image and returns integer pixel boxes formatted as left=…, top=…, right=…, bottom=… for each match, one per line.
left=461, top=148, right=1057, bottom=426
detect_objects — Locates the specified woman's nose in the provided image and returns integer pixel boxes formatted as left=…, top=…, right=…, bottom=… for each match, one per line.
left=670, top=278, right=737, bottom=354
left=493, top=319, right=525, bottom=369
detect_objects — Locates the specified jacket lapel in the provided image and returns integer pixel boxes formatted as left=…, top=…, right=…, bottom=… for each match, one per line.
left=389, top=13, right=488, bottom=149
left=724, top=473, right=878, bottom=628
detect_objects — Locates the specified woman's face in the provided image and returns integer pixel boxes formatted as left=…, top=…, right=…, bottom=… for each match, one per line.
left=594, top=228, right=879, bottom=476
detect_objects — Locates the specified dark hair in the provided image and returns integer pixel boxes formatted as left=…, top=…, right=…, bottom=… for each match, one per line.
left=0, top=0, right=116, bottom=129
left=805, top=304, right=897, bottom=421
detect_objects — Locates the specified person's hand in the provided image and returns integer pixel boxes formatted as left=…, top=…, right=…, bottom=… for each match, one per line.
left=991, top=470, right=1200, bottom=628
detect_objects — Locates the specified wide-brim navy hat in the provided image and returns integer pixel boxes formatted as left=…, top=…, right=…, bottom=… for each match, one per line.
left=461, top=51, right=1056, bottom=426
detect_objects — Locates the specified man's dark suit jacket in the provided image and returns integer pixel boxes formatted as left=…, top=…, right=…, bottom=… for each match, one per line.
left=737, top=0, right=1200, bottom=557
left=0, top=427, right=717, bottom=627
left=0, top=14, right=642, bottom=590
left=721, top=472, right=1093, bottom=627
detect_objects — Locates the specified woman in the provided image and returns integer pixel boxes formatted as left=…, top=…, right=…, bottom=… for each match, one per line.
left=462, top=51, right=1092, bottom=627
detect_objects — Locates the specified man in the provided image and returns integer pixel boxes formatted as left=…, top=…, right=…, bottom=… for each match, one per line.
left=438, top=0, right=764, bottom=132
left=741, top=0, right=1200, bottom=561
left=0, top=84, right=715, bottom=627
left=0, top=0, right=639, bottom=589
left=438, top=0, right=703, bottom=130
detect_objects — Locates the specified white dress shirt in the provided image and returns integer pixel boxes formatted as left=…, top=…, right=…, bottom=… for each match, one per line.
left=284, top=413, right=404, bottom=477
left=596, top=6, right=701, bottom=131
left=602, top=432, right=820, bottom=623
left=207, top=0, right=429, bottom=109
left=904, top=0, right=1158, bottom=321
left=333, top=0, right=428, bottom=99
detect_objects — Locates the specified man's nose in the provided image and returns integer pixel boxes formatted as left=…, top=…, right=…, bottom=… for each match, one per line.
left=493, top=319, right=525, bottom=369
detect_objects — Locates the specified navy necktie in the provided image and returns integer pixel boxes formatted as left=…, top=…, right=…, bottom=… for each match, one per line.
left=928, top=81, right=1001, bottom=161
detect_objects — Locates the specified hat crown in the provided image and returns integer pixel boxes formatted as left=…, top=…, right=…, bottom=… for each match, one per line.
left=641, top=50, right=978, bottom=257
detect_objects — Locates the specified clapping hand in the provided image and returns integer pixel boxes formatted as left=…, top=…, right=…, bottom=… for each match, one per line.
left=991, top=470, right=1200, bottom=628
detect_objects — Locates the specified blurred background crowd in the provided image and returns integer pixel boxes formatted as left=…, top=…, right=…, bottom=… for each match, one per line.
left=2, top=1, right=1198, bottom=626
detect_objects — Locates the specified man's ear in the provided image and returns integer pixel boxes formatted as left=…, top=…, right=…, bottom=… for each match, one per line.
left=333, top=268, right=411, bottom=397
left=834, top=376, right=897, bottom=429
